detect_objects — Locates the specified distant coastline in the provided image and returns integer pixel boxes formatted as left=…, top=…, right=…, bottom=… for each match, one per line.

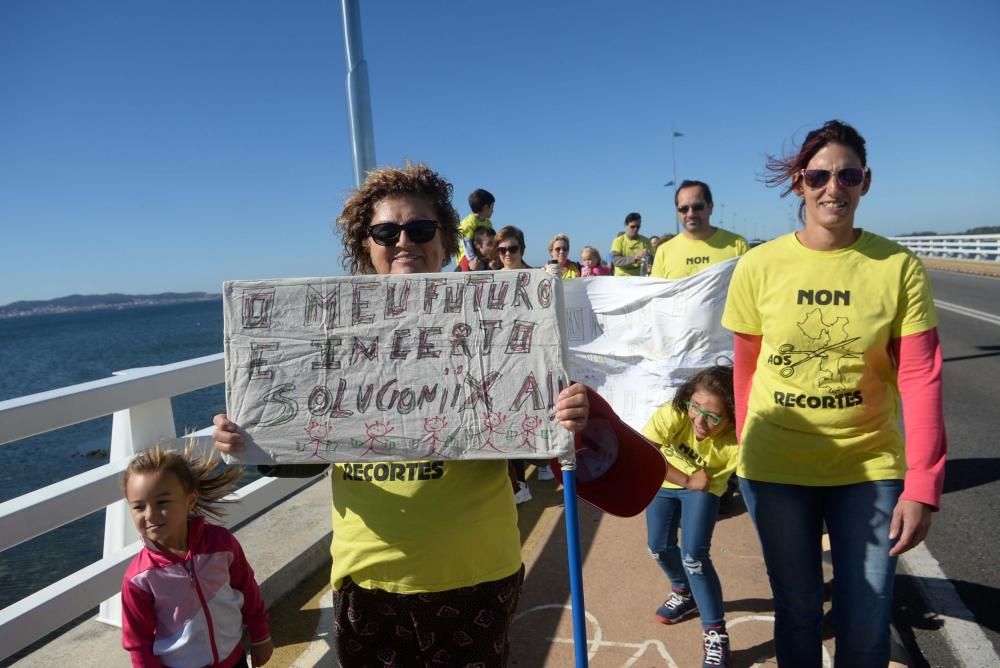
left=0, top=292, right=222, bottom=319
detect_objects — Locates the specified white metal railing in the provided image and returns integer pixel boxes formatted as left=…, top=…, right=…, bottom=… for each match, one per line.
left=890, top=233, right=1000, bottom=262
left=0, top=353, right=321, bottom=662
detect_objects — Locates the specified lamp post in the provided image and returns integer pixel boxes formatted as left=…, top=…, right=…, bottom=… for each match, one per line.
left=664, top=129, right=683, bottom=234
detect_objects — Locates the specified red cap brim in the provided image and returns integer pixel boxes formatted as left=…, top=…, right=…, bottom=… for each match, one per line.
left=550, top=386, right=666, bottom=517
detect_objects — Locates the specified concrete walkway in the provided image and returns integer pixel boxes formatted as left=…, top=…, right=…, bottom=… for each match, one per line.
left=264, top=466, right=870, bottom=667
left=13, top=468, right=914, bottom=667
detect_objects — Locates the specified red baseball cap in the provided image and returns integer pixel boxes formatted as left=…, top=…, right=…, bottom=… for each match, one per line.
left=549, top=386, right=667, bottom=517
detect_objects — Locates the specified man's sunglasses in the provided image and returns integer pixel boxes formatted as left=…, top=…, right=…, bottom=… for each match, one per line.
left=799, top=167, right=869, bottom=189
left=497, top=245, right=521, bottom=254
left=368, top=220, right=438, bottom=246
left=677, top=202, right=707, bottom=214
left=626, top=223, right=641, bottom=229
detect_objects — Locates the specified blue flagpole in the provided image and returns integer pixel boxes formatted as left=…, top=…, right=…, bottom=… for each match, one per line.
left=561, top=465, right=589, bottom=667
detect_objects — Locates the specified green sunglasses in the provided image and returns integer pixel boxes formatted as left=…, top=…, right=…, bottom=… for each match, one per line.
left=685, top=401, right=722, bottom=427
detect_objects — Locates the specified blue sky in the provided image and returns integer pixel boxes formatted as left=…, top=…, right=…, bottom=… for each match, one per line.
left=2, top=1, right=998, bottom=305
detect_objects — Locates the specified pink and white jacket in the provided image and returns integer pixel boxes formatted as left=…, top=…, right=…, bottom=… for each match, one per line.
left=121, top=516, right=270, bottom=667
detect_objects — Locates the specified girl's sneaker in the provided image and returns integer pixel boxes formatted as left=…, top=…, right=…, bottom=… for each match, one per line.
left=514, top=482, right=533, bottom=504
left=702, top=626, right=730, bottom=667
left=536, top=464, right=555, bottom=481
left=654, top=590, right=698, bottom=624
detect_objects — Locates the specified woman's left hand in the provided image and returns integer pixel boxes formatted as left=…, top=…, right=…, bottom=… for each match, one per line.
left=555, top=383, right=589, bottom=432
left=888, top=498, right=933, bottom=556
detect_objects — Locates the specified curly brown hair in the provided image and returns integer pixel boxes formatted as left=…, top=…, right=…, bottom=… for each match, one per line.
left=671, top=365, right=735, bottom=427
left=122, top=441, right=243, bottom=523
left=335, top=163, right=461, bottom=275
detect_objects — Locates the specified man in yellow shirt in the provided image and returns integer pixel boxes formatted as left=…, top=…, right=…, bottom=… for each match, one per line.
left=651, top=180, right=748, bottom=279
left=610, top=212, right=653, bottom=276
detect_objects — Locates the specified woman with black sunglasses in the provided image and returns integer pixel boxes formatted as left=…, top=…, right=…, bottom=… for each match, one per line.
left=722, top=120, right=947, bottom=667
left=211, top=164, right=590, bottom=667
left=493, top=225, right=532, bottom=271
left=490, top=225, right=544, bottom=502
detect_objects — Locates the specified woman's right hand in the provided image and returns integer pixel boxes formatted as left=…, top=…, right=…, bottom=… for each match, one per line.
left=212, top=413, right=245, bottom=454
left=685, top=469, right=711, bottom=492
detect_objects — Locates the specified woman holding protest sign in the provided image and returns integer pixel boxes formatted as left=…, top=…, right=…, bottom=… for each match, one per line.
left=722, top=120, right=946, bottom=666
left=212, top=163, right=589, bottom=667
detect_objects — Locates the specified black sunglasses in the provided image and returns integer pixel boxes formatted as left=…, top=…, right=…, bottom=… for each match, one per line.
left=497, top=244, right=521, bottom=254
left=368, top=220, right=438, bottom=246
left=677, top=202, right=707, bottom=214
left=799, top=167, right=868, bottom=189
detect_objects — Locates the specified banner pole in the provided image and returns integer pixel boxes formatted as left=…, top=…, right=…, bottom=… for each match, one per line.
left=560, top=463, right=589, bottom=667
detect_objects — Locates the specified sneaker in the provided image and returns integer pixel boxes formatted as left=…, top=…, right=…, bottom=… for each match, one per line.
left=514, top=482, right=532, bottom=504
left=654, top=590, right=698, bottom=625
left=702, top=626, right=730, bottom=667
left=536, top=464, right=554, bottom=481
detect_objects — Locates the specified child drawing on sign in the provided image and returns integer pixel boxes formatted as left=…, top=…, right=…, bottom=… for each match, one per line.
left=516, top=414, right=543, bottom=451
left=421, top=415, right=451, bottom=457
left=479, top=411, right=508, bottom=452
left=298, top=417, right=336, bottom=459
left=359, top=420, right=395, bottom=457
left=120, top=444, right=272, bottom=667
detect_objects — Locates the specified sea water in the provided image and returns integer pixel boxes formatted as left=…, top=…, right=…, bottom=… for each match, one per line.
left=0, top=300, right=227, bottom=610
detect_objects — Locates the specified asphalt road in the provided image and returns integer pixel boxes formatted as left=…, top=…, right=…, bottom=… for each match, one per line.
left=893, top=269, right=1000, bottom=667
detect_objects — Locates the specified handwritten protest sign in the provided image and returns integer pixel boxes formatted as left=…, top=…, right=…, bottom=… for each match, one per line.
left=223, top=270, right=572, bottom=464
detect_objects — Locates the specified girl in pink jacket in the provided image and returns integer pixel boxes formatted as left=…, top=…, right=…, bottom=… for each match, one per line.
left=121, top=445, right=272, bottom=667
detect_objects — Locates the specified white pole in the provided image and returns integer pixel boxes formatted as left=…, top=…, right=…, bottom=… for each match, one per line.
left=341, top=0, right=376, bottom=187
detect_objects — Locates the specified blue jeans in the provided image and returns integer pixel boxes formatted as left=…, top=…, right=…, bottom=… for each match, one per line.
left=739, top=478, right=903, bottom=668
left=645, top=487, right=724, bottom=627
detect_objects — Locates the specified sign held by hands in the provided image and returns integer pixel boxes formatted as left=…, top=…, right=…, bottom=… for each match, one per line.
left=223, top=270, right=572, bottom=464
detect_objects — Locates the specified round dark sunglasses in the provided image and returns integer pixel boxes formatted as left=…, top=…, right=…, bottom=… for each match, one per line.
left=677, top=202, right=707, bottom=214
left=368, top=220, right=438, bottom=246
left=799, top=167, right=868, bottom=189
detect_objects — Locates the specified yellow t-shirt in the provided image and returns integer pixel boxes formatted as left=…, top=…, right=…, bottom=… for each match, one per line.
left=456, top=214, right=493, bottom=262
left=641, top=404, right=738, bottom=497
left=651, top=228, right=749, bottom=279
left=560, top=262, right=581, bottom=279
left=329, top=459, right=521, bottom=593
left=721, top=230, right=937, bottom=486
left=610, top=234, right=652, bottom=276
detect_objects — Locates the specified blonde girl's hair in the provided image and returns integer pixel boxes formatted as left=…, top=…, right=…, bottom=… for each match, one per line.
left=580, top=245, right=603, bottom=265
left=121, top=441, right=244, bottom=522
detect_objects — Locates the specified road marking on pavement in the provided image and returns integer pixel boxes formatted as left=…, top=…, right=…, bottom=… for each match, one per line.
left=901, top=543, right=1000, bottom=667
left=513, top=603, right=680, bottom=667
left=935, top=300, right=1000, bottom=327
left=288, top=590, right=335, bottom=668
left=511, top=605, right=835, bottom=667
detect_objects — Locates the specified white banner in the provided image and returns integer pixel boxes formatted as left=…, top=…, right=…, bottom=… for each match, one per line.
left=563, top=259, right=736, bottom=432
left=223, top=270, right=573, bottom=464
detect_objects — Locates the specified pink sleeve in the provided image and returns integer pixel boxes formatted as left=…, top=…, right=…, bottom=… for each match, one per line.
left=227, top=534, right=271, bottom=643
left=733, top=333, right=761, bottom=444
left=891, top=328, right=948, bottom=510
left=121, top=577, right=163, bottom=667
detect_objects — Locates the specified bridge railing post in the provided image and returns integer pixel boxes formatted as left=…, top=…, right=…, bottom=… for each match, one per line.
left=95, top=371, right=177, bottom=628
